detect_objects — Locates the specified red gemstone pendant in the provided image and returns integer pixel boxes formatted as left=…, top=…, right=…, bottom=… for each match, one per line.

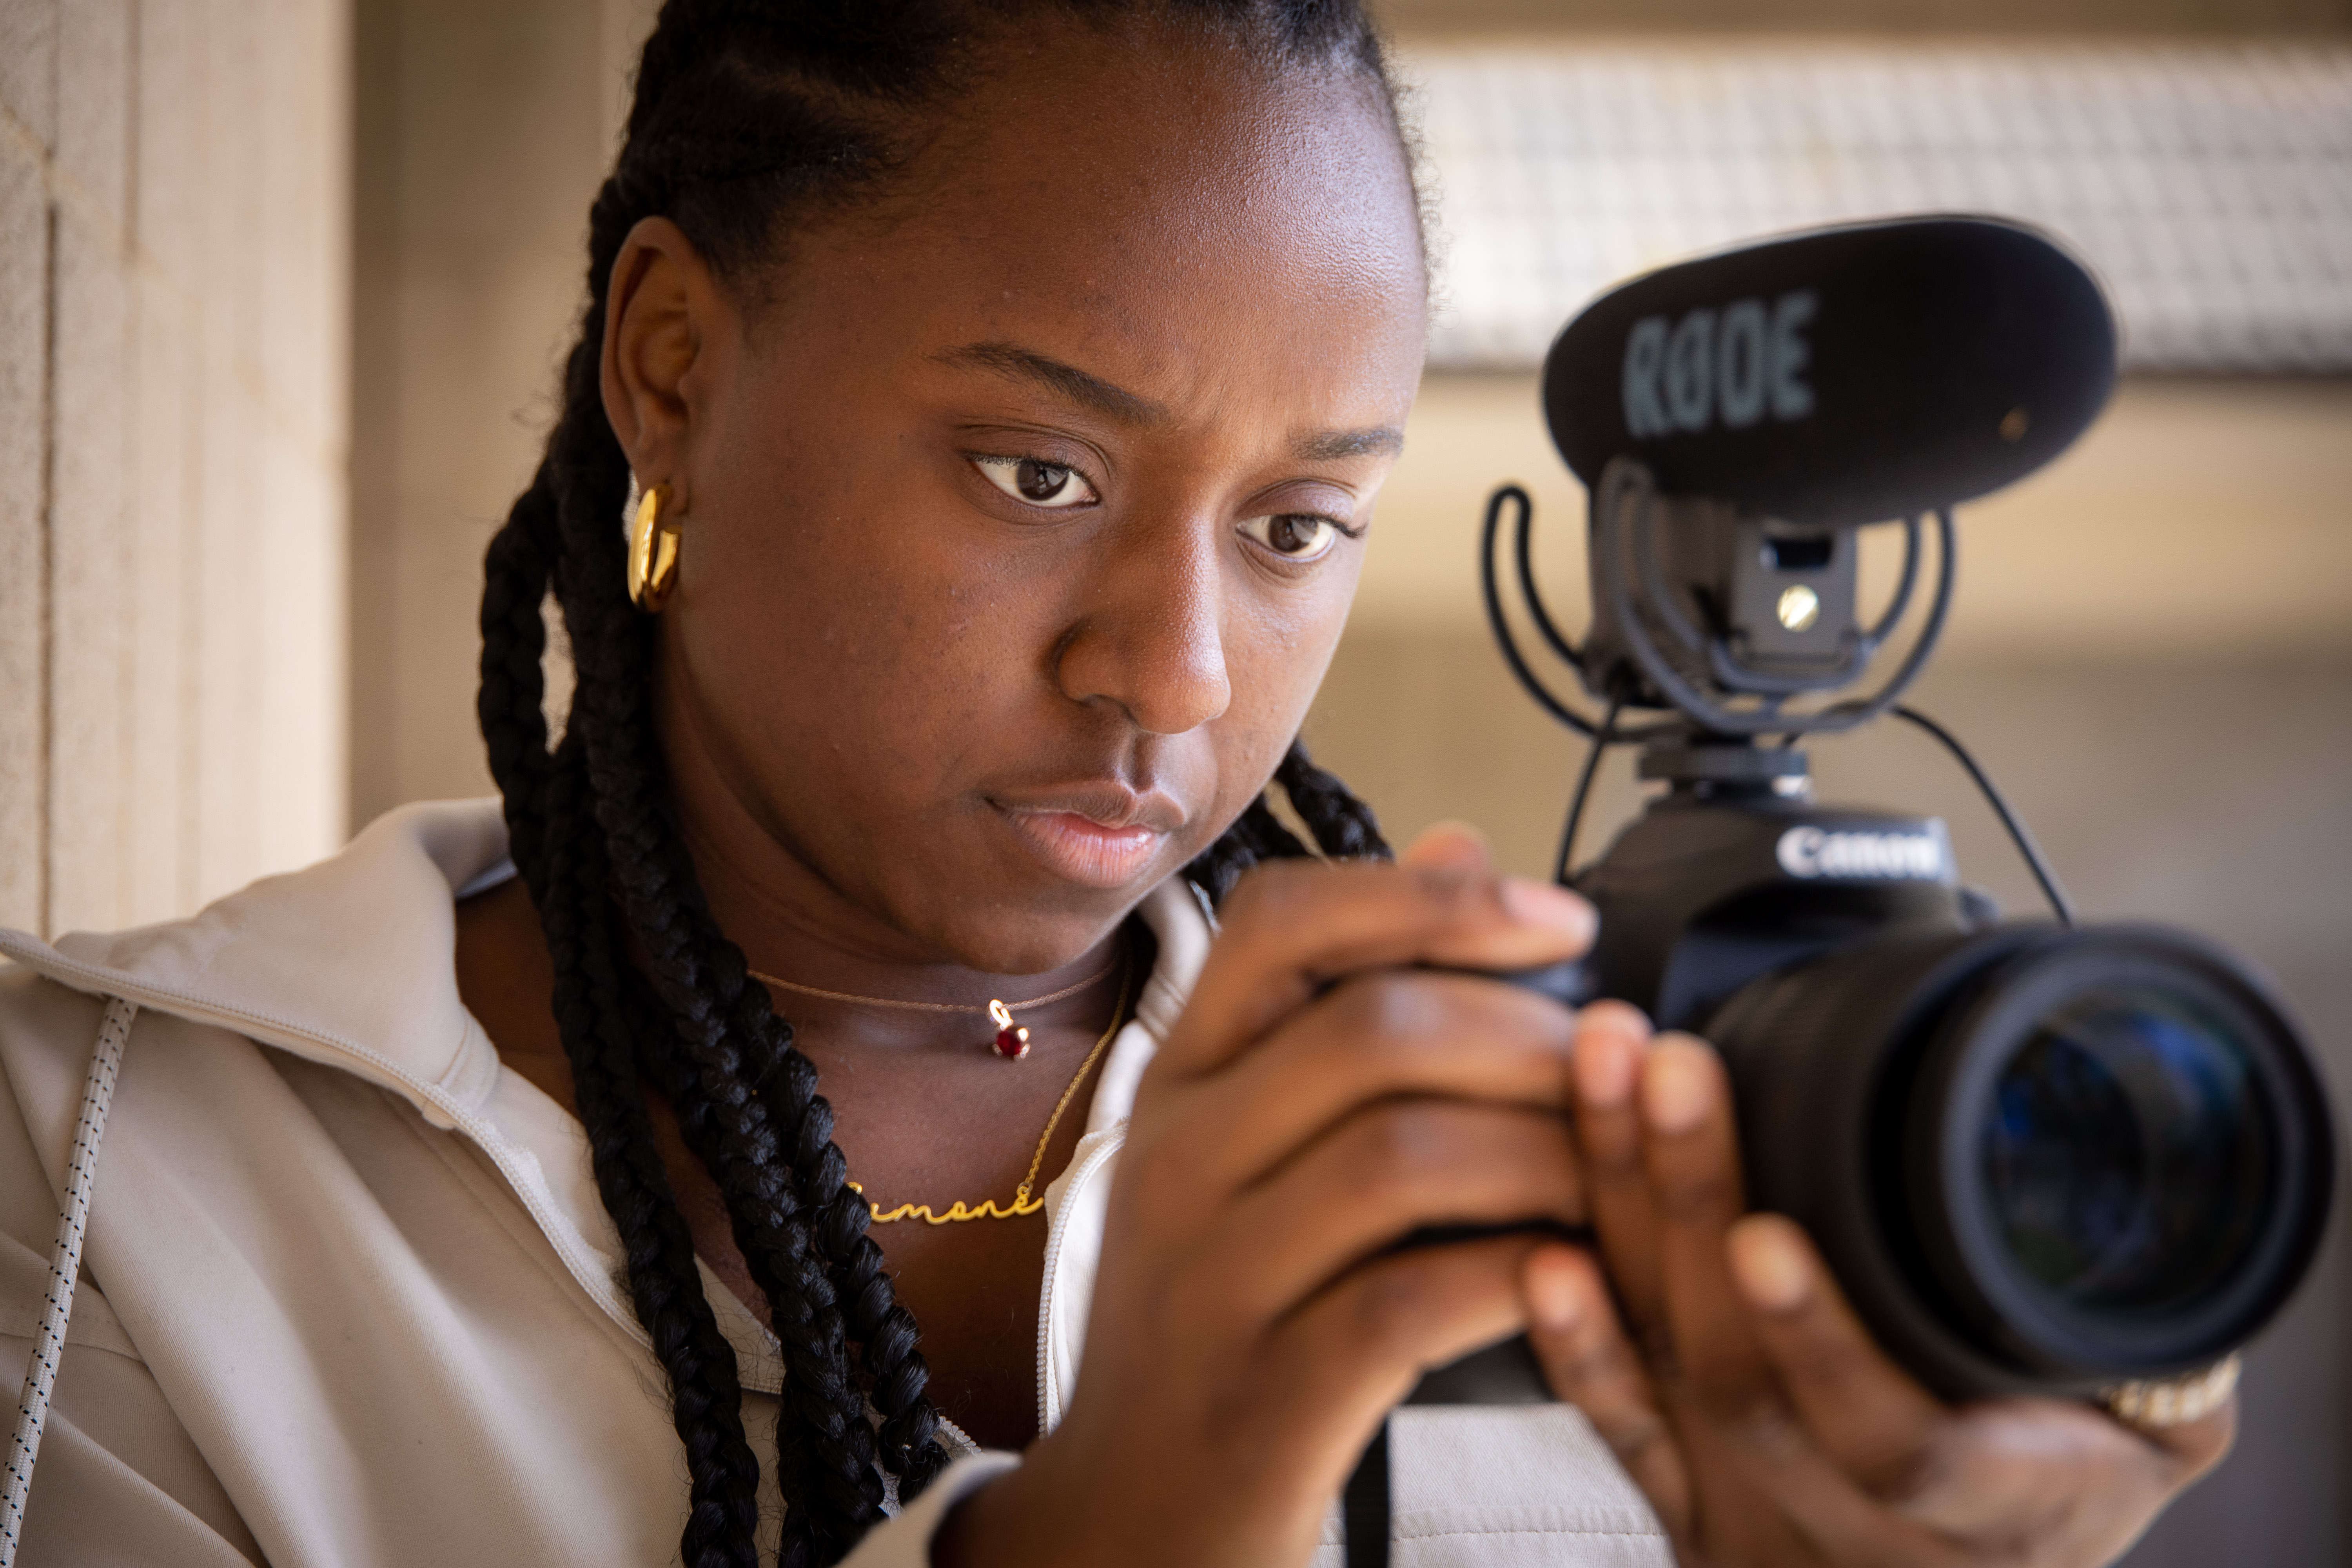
left=988, top=1000, right=1031, bottom=1060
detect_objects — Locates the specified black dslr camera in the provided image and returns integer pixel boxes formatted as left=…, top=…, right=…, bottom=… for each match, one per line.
left=1412, top=216, right=2335, bottom=1412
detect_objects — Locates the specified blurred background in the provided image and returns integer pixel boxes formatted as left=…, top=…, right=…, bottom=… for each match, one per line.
left=1, top=0, right=2346, bottom=1559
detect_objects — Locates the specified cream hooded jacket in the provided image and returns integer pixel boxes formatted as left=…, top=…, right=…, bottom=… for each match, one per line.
left=0, top=800, right=1670, bottom=1567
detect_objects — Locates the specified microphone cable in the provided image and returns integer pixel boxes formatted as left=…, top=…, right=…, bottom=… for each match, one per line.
left=1893, top=704, right=2077, bottom=926
left=1554, top=694, right=1624, bottom=884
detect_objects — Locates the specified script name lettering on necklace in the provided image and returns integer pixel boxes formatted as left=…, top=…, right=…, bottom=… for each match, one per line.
left=749, top=955, right=1132, bottom=1224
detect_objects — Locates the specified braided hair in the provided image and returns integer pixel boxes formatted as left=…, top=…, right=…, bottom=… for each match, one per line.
left=476, top=3, right=1403, bottom=1563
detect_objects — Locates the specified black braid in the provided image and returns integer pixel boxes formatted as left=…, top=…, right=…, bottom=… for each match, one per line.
left=1182, top=738, right=1394, bottom=904
left=475, top=3, right=1409, bottom=1563
left=1276, top=740, right=1391, bottom=862
left=550, top=749, right=770, bottom=1564
left=479, top=492, right=766, bottom=1564
left=559, top=475, right=893, bottom=1546
left=477, top=477, right=560, bottom=875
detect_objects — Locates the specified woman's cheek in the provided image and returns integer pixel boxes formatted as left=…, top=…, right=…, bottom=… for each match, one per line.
left=1232, top=570, right=1356, bottom=720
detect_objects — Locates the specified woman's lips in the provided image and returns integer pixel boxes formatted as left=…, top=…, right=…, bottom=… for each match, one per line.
left=993, top=787, right=1183, bottom=890
left=998, top=808, right=1168, bottom=890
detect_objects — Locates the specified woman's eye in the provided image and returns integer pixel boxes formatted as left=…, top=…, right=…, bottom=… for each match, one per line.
left=1239, top=512, right=1344, bottom=562
left=973, top=456, right=1097, bottom=509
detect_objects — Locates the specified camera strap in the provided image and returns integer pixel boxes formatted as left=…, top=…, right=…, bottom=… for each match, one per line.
left=1340, top=1418, right=1392, bottom=1568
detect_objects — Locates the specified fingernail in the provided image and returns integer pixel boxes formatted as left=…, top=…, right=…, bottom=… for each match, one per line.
left=1525, top=1251, right=1583, bottom=1333
left=1402, top=820, right=1490, bottom=871
left=1641, top=1042, right=1714, bottom=1135
left=1730, top=1219, right=1811, bottom=1314
left=1573, top=1023, right=1638, bottom=1107
left=1500, top=878, right=1595, bottom=938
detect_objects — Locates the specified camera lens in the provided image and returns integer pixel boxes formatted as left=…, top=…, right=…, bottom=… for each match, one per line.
left=1908, top=930, right=2333, bottom=1385
left=1980, top=985, right=2274, bottom=1318
left=1711, top=923, right=2333, bottom=1397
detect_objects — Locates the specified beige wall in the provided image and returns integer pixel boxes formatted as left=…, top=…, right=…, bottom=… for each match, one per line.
left=0, top=0, right=350, bottom=940
left=1357, top=375, right=2352, bottom=657
left=347, top=0, right=654, bottom=828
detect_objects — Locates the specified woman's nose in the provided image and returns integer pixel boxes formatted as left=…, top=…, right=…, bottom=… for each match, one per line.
left=1051, top=515, right=1232, bottom=737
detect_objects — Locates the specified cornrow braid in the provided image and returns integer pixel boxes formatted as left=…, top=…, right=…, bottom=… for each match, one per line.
left=474, top=2, right=1410, bottom=1564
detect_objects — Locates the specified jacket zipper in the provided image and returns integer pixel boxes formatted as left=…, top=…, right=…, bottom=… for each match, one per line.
left=1034, top=1125, right=1127, bottom=1437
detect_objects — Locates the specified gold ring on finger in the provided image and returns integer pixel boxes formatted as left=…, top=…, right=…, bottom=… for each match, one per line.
left=2102, top=1353, right=2240, bottom=1432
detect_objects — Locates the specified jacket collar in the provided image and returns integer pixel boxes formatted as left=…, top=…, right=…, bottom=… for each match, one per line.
left=0, top=799, right=515, bottom=1131
left=0, top=798, right=1215, bottom=1421
left=0, top=795, right=1214, bottom=1135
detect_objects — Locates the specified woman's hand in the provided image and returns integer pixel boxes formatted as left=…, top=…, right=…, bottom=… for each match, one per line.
left=1526, top=1005, right=2235, bottom=1568
left=937, top=828, right=1596, bottom=1567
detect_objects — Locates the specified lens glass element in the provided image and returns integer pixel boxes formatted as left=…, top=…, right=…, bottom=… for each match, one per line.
left=1979, top=986, right=2276, bottom=1316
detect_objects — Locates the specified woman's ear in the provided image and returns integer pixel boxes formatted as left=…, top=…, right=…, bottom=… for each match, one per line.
left=601, top=216, right=728, bottom=495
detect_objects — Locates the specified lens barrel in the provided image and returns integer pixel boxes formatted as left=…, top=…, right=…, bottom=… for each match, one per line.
left=1710, top=924, right=2333, bottom=1397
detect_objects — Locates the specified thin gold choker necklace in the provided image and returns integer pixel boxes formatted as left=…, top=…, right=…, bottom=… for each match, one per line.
left=847, top=956, right=1134, bottom=1225
left=748, top=954, right=1120, bottom=1060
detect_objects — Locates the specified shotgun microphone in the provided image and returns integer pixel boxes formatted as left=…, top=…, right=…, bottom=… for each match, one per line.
left=1541, top=215, right=2116, bottom=527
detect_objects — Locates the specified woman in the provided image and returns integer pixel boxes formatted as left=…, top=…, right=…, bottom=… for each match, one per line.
left=0, top=2, right=2230, bottom=1564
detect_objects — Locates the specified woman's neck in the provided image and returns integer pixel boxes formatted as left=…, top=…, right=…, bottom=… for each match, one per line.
left=659, top=724, right=1142, bottom=1031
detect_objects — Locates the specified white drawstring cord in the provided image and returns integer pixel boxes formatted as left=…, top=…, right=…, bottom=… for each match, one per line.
left=1, top=996, right=136, bottom=1568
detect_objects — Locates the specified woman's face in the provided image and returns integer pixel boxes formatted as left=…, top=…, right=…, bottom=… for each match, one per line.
left=611, top=27, right=1428, bottom=974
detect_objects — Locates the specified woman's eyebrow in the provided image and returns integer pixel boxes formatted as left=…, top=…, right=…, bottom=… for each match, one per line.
left=938, top=340, right=1401, bottom=463
left=938, top=341, right=1163, bottom=424
left=1293, top=426, right=1403, bottom=461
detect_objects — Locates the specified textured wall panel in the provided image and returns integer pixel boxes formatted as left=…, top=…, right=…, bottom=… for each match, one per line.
left=47, top=219, right=131, bottom=935
left=135, top=0, right=201, bottom=276
left=0, top=0, right=57, bottom=152
left=54, top=0, right=130, bottom=229
left=1410, top=42, right=2352, bottom=372
left=0, top=0, right=350, bottom=938
left=190, top=364, right=253, bottom=906
left=0, top=131, right=47, bottom=933
left=129, top=293, right=191, bottom=921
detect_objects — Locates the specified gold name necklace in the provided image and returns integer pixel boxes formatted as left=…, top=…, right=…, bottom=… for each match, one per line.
left=760, top=956, right=1134, bottom=1225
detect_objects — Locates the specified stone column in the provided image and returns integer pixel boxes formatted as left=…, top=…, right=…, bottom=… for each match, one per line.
left=0, top=0, right=350, bottom=937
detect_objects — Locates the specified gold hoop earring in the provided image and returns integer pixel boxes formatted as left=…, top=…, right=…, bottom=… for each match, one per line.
left=626, top=483, right=682, bottom=611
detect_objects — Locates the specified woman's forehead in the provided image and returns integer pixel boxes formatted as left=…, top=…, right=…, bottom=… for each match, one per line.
left=761, top=37, right=1427, bottom=425
left=914, top=33, right=1418, bottom=262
